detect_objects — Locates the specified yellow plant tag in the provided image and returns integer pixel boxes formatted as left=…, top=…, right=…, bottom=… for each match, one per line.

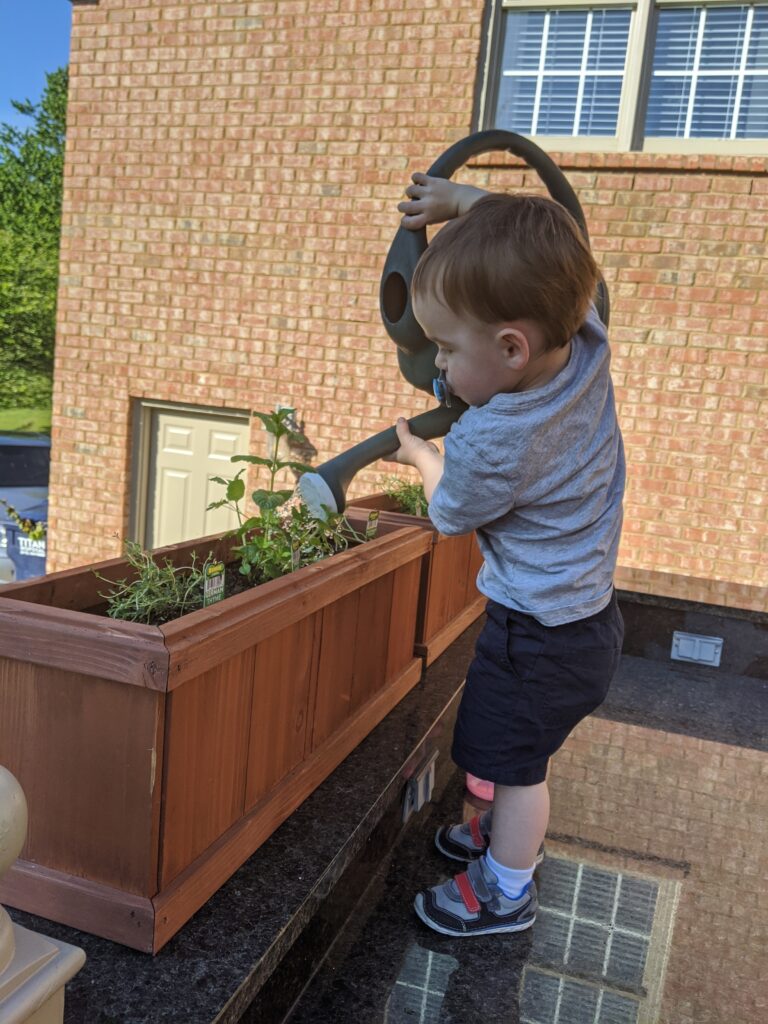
left=203, top=561, right=226, bottom=606
left=365, top=510, right=380, bottom=540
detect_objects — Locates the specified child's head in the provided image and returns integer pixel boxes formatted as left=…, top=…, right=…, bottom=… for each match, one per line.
left=413, top=193, right=598, bottom=348
left=411, top=193, right=599, bottom=405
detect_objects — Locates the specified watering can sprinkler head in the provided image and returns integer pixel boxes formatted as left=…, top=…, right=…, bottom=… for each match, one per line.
left=298, top=130, right=611, bottom=517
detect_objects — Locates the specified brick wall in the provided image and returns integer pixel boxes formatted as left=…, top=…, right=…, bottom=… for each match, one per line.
left=50, top=0, right=767, bottom=601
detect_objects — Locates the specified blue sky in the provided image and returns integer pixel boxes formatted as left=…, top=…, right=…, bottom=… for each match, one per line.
left=0, top=0, right=72, bottom=130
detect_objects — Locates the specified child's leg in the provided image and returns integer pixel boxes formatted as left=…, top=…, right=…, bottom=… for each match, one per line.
left=489, top=781, right=549, bottom=869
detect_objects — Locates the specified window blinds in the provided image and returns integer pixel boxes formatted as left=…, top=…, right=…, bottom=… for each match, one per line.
left=494, top=7, right=632, bottom=136
left=647, top=4, right=768, bottom=138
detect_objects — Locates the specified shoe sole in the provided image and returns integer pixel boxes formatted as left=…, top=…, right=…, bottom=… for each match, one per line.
left=413, top=893, right=536, bottom=936
left=434, top=828, right=545, bottom=866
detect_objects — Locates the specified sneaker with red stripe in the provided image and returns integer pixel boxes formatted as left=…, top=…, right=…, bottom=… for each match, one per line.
left=434, top=811, right=545, bottom=866
left=414, top=855, right=537, bottom=937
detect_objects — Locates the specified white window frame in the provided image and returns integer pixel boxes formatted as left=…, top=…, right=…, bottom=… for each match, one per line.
left=477, top=0, right=768, bottom=155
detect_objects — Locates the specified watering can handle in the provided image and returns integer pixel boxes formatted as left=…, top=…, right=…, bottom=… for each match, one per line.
left=425, top=130, right=590, bottom=240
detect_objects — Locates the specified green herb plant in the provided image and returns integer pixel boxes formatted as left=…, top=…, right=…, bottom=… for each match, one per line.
left=95, top=541, right=214, bottom=625
left=381, top=476, right=428, bottom=518
left=0, top=499, right=47, bottom=540
left=208, top=408, right=359, bottom=583
left=96, top=408, right=362, bottom=625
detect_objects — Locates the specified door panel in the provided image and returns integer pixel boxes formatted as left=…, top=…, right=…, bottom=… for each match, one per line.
left=145, top=410, right=249, bottom=548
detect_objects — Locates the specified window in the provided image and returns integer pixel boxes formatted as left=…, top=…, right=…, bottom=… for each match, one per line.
left=479, top=1, right=768, bottom=153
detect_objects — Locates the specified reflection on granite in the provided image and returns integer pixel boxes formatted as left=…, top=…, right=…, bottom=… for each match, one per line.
left=286, top=656, right=768, bottom=1024
left=8, top=622, right=483, bottom=1024
left=598, top=653, right=768, bottom=751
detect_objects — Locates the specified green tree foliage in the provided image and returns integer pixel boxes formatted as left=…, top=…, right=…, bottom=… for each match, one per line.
left=0, top=67, right=68, bottom=409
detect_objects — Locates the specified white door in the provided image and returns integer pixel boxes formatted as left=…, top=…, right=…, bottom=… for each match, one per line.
left=145, top=409, right=249, bottom=549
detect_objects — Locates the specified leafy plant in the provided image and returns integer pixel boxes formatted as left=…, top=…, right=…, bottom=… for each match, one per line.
left=0, top=67, right=68, bottom=409
left=95, top=542, right=214, bottom=625
left=97, top=408, right=363, bottom=625
left=0, top=499, right=46, bottom=540
left=381, top=476, right=428, bottom=518
left=209, top=407, right=358, bottom=583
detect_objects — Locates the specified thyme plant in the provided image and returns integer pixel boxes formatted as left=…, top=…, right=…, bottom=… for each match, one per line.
left=95, top=542, right=213, bottom=625
left=381, top=476, right=428, bottom=518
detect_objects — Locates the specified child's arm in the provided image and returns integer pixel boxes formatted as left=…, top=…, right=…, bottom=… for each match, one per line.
left=397, top=174, right=489, bottom=230
left=384, top=418, right=444, bottom=501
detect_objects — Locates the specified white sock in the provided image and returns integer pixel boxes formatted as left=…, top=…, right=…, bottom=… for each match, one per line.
left=485, top=850, right=535, bottom=899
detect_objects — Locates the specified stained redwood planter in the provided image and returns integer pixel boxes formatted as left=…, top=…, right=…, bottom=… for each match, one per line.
left=0, top=514, right=430, bottom=953
left=348, top=494, right=485, bottom=665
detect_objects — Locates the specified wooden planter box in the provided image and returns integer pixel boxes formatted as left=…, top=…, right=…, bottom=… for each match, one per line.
left=0, top=514, right=430, bottom=953
left=348, top=494, right=485, bottom=665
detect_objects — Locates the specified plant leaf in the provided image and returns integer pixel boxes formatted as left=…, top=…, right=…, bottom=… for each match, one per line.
left=226, top=477, right=246, bottom=502
left=230, top=454, right=273, bottom=467
left=252, top=410, right=282, bottom=436
left=252, top=488, right=293, bottom=511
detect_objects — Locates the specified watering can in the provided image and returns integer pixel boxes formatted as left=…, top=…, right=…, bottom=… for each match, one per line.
left=298, top=130, right=609, bottom=515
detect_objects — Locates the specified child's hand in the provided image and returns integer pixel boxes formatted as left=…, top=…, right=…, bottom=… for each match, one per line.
left=385, top=418, right=440, bottom=468
left=397, top=174, right=488, bottom=230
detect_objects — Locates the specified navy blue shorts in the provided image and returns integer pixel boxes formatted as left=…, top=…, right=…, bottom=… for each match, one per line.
left=452, top=592, right=624, bottom=786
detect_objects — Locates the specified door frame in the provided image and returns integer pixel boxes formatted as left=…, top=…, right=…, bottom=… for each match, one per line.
left=129, top=399, right=250, bottom=548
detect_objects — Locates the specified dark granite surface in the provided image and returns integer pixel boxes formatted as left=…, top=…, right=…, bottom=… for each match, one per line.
left=9, top=623, right=483, bottom=1024
left=285, top=772, right=534, bottom=1024
left=285, top=650, right=768, bottom=1024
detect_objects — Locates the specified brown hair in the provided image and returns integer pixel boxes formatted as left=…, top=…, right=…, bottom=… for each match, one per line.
left=411, top=193, right=599, bottom=349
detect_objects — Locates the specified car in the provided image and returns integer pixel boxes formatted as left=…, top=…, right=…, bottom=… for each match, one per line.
left=0, top=432, right=51, bottom=583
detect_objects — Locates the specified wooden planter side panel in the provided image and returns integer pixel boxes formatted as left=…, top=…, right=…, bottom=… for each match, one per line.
left=159, top=649, right=255, bottom=888
left=311, top=572, right=397, bottom=749
left=159, top=543, right=427, bottom=889
left=422, top=534, right=478, bottom=641
left=160, top=526, right=431, bottom=689
left=386, top=558, right=424, bottom=680
left=0, top=657, right=163, bottom=896
left=245, top=612, right=322, bottom=811
left=348, top=496, right=486, bottom=665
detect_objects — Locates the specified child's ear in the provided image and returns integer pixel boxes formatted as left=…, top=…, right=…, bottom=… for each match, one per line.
left=495, top=326, right=531, bottom=369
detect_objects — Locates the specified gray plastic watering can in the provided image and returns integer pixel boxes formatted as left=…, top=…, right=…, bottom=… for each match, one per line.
left=298, top=130, right=609, bottom=515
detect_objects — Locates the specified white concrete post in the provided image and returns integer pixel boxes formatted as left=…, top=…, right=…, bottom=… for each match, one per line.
left=0, top=766, right=86, bottom=1024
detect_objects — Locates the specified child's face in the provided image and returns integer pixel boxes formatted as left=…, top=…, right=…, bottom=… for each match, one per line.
left=412, top=290, right=528, bottom=407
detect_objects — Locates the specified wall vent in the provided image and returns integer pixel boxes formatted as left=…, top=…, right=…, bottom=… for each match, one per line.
left=671, top=631, right=723, bottom=667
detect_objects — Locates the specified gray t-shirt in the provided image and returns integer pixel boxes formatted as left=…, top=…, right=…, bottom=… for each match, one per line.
left=428, top=307, right=625, bottom=626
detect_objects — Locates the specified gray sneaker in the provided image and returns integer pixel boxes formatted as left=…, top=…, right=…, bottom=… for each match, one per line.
left=414, top=855, right=537, bottom=937
left=435, top=811, right=544, bottom=866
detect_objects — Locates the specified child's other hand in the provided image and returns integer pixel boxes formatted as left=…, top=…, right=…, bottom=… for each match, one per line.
left=385, top=417, right=440, bottom=467
left=397, top=174, right=488, bottom=230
